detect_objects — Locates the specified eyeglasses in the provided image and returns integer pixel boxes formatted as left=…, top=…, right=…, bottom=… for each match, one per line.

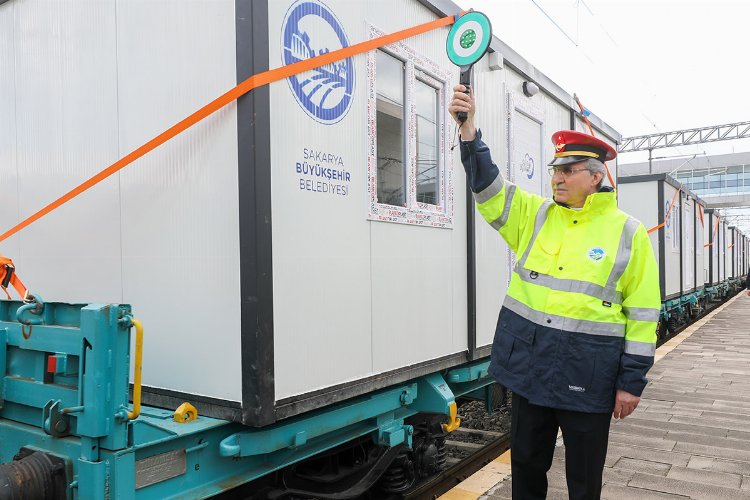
left=547, top=165, right=590, bottom=178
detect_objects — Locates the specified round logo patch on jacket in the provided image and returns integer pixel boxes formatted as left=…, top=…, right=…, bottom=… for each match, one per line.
left=588, top=247, right=606, bottom=262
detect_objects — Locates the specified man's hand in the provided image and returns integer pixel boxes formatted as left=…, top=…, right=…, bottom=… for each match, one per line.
left=449, top=84, right=476, bottom=141
left=746, top=290, right=750, bottom=297
left=613, top=389, right=640, bottom=420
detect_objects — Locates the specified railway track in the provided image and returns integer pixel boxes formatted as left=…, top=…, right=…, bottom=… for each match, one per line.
left=404, top=427, right=511, bottom=500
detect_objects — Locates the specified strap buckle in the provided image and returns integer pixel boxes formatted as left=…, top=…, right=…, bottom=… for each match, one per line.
left=2, top=264, right=14, bottom=288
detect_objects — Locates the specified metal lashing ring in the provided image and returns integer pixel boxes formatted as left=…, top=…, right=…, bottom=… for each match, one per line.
left=17, top=295, right=44, bottom=339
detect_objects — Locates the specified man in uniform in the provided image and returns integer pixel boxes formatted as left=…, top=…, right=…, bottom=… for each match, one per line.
left=449, top=85, right=660, bottom=499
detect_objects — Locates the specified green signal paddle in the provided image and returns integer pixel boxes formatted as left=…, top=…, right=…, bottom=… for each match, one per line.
left=446, top=11, right=492, bottom=122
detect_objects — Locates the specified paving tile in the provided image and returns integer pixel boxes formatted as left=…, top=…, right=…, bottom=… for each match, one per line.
left=484, top=479, right=511, bottom=499
left=643, top=406, right=704, bottom=417
left=666, top=431, right=750, bottom=452
left=622, top=411, right=672, bottom=422
left=627, top=472, right=748, bottom=499
left=727, top=429, right=750, bottom=441
left=713, top=399, right=750, bottom=410
left=600, top=483, right=690, bottom=499
left=602, top=466, right=637, bottom=485
left=666, top=465, right=743, bottom=488
left=686, top=455, right=750, bottom=476
left=700, top=409, right=750, bottom=422
left=742, top=476, right=750, bottom=491
left=612, top=457, right=671, bottom=476
left=670, top=414, right=750, bottom=433
left=545, top=469, right=568, bottom=491
left=620, top=417, right=728, bottom=437
left=608, top=433, right=676, bottom=451
left=605, top=444, right=691, bottom=468
left=610, top=425, right=669, bottom=440
left=673, top=441, right=750, bottom=462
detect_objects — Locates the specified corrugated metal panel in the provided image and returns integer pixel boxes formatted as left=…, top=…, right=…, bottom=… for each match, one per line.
left=116, top=1, right=241, bottom=401
left=682, top=193, right=694, bottom=291
left=0, top=5, right=20, bottom=263
left=617, top=181, right=660, bottom=269
left=4, top=0, right=241, bottom=403
left=663, top=182, right=680, bottom=297
left=695, top=202, right=705, bottom=287
left=473, top=63, right=508, bottom=349
left=9, top=0, right=122, bottom=303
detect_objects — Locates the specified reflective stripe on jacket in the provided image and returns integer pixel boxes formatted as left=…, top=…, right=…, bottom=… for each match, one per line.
left=462, top=130, right=660, bottom=413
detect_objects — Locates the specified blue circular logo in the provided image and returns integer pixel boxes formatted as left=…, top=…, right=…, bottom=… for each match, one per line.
left=282, top=0, right=355, bottom=125
left=520, top=153, right=535, bottom=180
left=588, top=247, right=606, bottom=262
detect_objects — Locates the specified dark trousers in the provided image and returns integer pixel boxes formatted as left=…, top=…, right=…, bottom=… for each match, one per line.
left=510, top=393, right=611, bottom=500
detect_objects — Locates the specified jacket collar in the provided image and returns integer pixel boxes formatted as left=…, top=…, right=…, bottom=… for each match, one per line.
left=555, top=187, right=617, bottom=215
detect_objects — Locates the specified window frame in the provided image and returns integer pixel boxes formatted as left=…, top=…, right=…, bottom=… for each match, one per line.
left=367, top=25, right=453, bottom=228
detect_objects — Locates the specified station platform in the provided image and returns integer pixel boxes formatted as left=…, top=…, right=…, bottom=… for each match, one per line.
left=440, top=293, right=750, bottom=499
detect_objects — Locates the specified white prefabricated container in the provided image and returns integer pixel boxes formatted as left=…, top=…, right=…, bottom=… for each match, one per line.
left=705, top=209, right=726, bottom=286
left=0, top=0, right=620, bottom=426
left=617, top=174, right=706, bottom=301
left=720, top=219, right=728, bottom=282
left=727, top=226, right=740, bottom=279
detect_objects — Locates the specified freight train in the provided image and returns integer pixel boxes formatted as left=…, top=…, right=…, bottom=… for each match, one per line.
left=619, top=174, right=748, bottom=338
left=0, top=0, right=744, bottom=498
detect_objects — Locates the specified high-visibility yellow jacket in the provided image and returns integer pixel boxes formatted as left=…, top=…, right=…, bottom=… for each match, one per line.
left=462, top=131, right=660, bottom=413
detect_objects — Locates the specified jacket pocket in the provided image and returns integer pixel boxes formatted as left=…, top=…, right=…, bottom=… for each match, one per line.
left=559, top=334, right=596, bottom=395
left=523, top=233, right=560, bottom=275
left=591, top=342, right=621, bottom=401
left=559, top=334, right=620, bottom=401
left=495, top=319, right=536, bottom=376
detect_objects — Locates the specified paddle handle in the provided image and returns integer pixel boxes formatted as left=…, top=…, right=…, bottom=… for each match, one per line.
left=458, top=66, right=472, bottom=123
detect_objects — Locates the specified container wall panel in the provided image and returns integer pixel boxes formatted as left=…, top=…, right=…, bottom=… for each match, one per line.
left=617, top=181, right=660, bottom=267
left=268, top=0, right=468, bottom=399
left=0, top=5, right=20, bottom=264
left=695, top=202, right=706, bottom=288
left=2, top=0, right=242, bottom=403
left=473, top=61, right=509, bottom=349
left=5, top=0, right=122, bottom=303
left=116, top=1, right=242, bottom=401
left=712, top=215, right=720, bottom=284
left=662, top=183, right=680, bottom=297
left=718, top=223, right=725, bottom=282
left=681, top=193, right=695, bottom=293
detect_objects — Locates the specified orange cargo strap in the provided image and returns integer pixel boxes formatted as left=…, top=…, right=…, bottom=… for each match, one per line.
left=698, top=207, right=704, bottom=227
left=647, top=187, right=681, bottom=234
left=573, top=95, right=616, bottom=189
left=0, top=255, right=29, bottom=301
left=704, top=216, right=720, bottom=247
left=0, top=12, right=463, bottom=245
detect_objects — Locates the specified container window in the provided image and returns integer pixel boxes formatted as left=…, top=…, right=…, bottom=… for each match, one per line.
left=415, top=79, right=439, bottom=205
left=367, top=26, right=452, bottom=228
left=376, top=50, right=406, bottom=207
